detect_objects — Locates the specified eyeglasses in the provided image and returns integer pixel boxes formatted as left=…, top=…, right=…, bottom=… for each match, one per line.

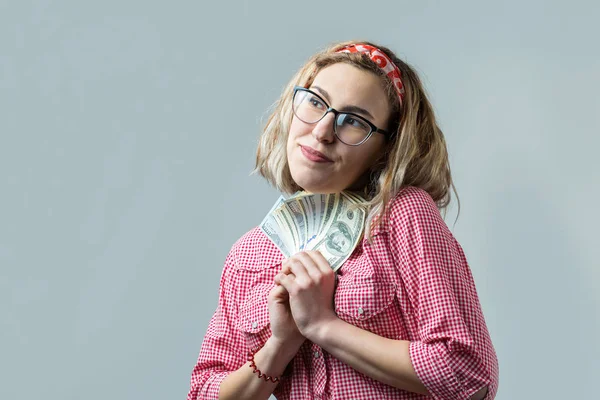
left=292, top=86, right=391, bottom=146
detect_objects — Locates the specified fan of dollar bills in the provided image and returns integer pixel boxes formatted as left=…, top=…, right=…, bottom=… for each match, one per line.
left=260, top=191, right=367, bottom=272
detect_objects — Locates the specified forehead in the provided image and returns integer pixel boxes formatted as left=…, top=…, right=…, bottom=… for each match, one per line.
left=310, top=63, right=390, bottom=122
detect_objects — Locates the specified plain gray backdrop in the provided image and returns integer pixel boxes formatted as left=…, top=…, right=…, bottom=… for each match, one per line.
left=1, top=1, right=598, bottom=399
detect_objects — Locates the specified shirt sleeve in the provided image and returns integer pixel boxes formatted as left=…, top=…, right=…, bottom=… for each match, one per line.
left=187, top=248, right=246, bottom=400
left=387, top=188, right=499, bottom=400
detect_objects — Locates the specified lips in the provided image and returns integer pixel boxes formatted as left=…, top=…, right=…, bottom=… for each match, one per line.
left=299, top=145, right=333, bottom=163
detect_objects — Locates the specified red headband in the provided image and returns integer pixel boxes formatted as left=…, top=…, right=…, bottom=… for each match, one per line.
left=336, top=44, right=405, bottom=106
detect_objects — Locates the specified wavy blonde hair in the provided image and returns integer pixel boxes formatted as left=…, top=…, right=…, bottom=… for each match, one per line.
left=254, top=40, right=460, bottom=240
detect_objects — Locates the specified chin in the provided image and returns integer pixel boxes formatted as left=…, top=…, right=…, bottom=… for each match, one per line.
left=290, top=172, right=324, bottom=193
left=292, top=175, right=345, bottom=194
left=289, top=156, right=350, bottom=193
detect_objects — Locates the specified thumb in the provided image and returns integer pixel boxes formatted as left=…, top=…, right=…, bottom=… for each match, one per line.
left=269, top=284, right=289, bottom=302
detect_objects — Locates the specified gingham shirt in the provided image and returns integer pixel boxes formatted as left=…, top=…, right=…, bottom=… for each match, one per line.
left=187, top=186, right=499, bottom=399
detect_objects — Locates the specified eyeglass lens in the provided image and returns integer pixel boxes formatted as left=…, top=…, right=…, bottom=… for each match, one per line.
left=293, top=89, right=372, bottom=145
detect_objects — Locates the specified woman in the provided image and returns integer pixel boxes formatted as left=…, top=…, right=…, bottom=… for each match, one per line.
left=187, top=41, right=499, bottom=400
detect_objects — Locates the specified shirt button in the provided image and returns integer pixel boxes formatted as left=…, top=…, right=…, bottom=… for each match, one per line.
left=314, top=351, right=321, bottom=358
left=252, top=322, right=258, bottom=329
left=357, top=307, right=365, bottom=315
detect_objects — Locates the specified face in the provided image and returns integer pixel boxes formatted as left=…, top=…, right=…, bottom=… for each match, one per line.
left=331, top=231, right=349, bottom=251
left=286, top=63, right=391, bottom=194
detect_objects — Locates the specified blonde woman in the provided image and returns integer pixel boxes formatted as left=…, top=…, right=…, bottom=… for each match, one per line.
left=187, top=41, right=499, bottom=400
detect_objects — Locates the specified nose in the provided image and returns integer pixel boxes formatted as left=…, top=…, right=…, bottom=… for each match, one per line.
left=311, top=112, right=336, bottom=144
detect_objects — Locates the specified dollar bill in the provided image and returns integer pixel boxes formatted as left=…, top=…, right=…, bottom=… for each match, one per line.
left=298, top=195, right=319, bottom=248
left=280, top=199, right=307, bottom=251
left=308, top=194, right=366, bottom=271
left=274, top=205, right=301, bottom=253
left=259, top=196, right=290, bottom=257
left=260, top=191, right=365, bottom=270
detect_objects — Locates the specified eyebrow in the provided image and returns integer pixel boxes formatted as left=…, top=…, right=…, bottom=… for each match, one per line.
left=311, top=85, right=375, bottom=120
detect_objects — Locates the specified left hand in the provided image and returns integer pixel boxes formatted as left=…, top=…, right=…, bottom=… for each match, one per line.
left=273, top=250, right=338, bottom=340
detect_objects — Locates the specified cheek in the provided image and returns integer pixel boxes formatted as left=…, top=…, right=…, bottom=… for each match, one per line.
left=340, top=144, right=384, bottom=181
left=362, top=140, right=386, bottom=168
left=287, top=118, right=305, bottom=154
left=286, top=130, right=296, bottom=160
left=289, top=116, right=312, bottom=140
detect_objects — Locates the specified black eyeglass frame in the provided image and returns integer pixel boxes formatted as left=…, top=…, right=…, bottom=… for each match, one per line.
left=292, top=86, right=392, bottom=146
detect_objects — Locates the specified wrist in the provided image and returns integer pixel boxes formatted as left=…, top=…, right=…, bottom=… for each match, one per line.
left=247, top=337, right=300, bottom=384
left=247, top=348, right=281, bottom=383
left=264, top=336, right=304, bottom=362
left=304, top=314, right=340, bottom=344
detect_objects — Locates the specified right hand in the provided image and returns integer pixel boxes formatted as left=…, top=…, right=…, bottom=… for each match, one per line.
left=268, top=281, right=306, bottom=348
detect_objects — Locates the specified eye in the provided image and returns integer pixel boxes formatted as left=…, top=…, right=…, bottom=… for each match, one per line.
left=308, top=96, right=326, bottom=110
left=346, top=117, right=358, bottom=126
left=341, top=115, right=369, bottom=129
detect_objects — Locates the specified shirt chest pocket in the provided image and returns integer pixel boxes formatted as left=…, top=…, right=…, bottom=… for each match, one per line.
left=334, top=280, right=398, bottom=337
left=236, top=283, right=273, bottom=351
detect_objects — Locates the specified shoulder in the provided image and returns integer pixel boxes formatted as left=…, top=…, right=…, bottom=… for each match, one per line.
left=389, top=186, right=439, bottom=215
left=378, top=186, right=444, bottom=232
left=378, top=188, right=463, bottom=273
left=228, top=226, right=285, bottom=271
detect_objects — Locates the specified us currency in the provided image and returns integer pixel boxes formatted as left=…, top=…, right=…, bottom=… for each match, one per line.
left=344, top=191, right=366, bottom=205
left=277, top=199, right=307, bottom=252
left=297, top=196, right=314, bottom=245
left=297, top=195, right=319, bottom=248
left=274, top=205, right=301, bottom=254
left=308, top=192, right=366, bottom=271
left=319, top=193, right=338, bottom=235
left=310, top=193, right=327, bottom=238
left=280, top=192, right=325, bottom=251
left=260, top=191, right=366, bottom=270
left=259, top=196, right=290, bottom=257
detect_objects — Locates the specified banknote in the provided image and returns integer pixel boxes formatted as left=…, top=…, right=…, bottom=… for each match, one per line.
left=259, top=196, right=290, bottom=257
left=259, top=191, right=366, bottom=271
left=309, top=192, right=366, bottom=271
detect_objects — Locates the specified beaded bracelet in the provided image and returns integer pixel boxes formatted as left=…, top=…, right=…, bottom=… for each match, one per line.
left=247, top=348, right=281, bottom=383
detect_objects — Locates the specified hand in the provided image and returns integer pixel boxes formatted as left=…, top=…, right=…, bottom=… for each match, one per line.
left=273, top=251, right=338, bottom=341
left=267, top=278, right=306, bottom=349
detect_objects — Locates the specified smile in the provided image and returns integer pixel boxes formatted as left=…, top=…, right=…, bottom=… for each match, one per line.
left=299, top=145, right=333, bottom=163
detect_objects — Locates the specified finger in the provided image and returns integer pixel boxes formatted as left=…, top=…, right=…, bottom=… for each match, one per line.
left=305, top=250, right=334, bottom=276
left=274, top=271, right=295, bottom=285
left=280, top=258, right=299, bottom=275
left=281, top=260, right=292, bottom=275
left=270, top=283, right=289, bottom=299
left=287, top=259, right=312, bottom=286
left=294, top=252, right=325, bottom=281
left=276, top=272, right=298, bottom=293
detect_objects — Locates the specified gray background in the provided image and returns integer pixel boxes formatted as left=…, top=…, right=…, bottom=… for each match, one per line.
left=1, top=1, right=598, bottom=399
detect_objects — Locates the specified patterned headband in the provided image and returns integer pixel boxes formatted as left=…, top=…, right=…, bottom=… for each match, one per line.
left=335, top=44, right=405, bottom=106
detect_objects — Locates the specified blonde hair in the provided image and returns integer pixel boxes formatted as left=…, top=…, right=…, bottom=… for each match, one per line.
left=254, top=40, right=460, bottom=239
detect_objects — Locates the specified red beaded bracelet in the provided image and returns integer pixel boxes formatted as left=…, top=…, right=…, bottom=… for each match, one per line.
left=247, top=348, right=281, bottom=383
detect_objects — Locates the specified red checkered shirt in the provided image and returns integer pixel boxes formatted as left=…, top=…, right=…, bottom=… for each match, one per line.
left=187, top=186, right=499, bottom=399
